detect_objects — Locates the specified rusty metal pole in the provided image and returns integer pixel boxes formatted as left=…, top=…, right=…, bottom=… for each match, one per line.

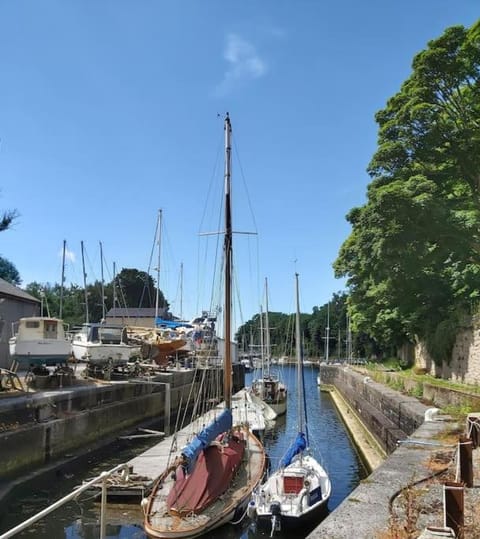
left=443, top=481, right=464, bottom=538
left=457, top=436, right=473, bottom=488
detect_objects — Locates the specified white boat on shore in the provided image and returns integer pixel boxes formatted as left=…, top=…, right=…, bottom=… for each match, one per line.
left=9, top=316, right=72, bottom=367
left=71, top=323, right=140, bottom=366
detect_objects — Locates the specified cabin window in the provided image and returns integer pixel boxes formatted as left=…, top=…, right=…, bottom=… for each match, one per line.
left=26, top=321, right=40, bottom=329
left=283, top=476, right=304, bottom=494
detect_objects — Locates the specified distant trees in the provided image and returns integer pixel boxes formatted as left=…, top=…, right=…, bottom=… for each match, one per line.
left=334, top=21, right=480, bottom=363
left=235, top=292, right=373, bottom=359
left=24, top=268, right=169, bottom=328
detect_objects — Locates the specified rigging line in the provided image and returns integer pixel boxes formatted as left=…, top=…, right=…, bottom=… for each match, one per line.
left=232, top=136, right=259, bottom=234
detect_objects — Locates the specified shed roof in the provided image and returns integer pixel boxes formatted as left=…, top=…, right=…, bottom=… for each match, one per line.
left=0, top=278, right=40, bottom=303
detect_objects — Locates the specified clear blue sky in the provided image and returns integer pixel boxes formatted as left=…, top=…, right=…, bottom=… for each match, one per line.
left=0, top=2, right=478, bottom=328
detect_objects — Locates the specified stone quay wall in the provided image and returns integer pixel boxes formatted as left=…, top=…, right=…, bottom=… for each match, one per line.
left=321, top=366, right=427, bottom=454
left=0, top=365, right=244, bottom=480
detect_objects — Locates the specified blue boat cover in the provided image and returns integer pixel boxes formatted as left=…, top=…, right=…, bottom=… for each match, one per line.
left=155, top=317, right=193, bottom=329
left=181, top=409, right=233, bottom=473
left=280, top=432, right=307, bottom=468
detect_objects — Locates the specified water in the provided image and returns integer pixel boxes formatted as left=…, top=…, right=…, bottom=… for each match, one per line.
left=0, top=365, right=368, bottom=538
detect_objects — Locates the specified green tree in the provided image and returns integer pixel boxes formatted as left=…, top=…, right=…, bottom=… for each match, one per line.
left=0, top=256, right=21, bottom=285
left=334, top=21, right=480, bottom=362
left=114, top=268, right=168, bottom=309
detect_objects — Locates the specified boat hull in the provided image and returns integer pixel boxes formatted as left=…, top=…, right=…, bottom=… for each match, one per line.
left=71, top=342, right=139, bottom=365
left=9, top=338, right=71, bottom=367
left=143, top=428, right=265, bottom=539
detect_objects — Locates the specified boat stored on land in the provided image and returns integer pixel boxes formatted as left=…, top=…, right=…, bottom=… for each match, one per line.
left=9, top=316, right=72, bottom=367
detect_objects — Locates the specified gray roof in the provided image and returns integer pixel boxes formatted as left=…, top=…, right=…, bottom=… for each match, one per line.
left=0, top=278, right=40, bottom=303
left=106, top=307, right=170, bottom=318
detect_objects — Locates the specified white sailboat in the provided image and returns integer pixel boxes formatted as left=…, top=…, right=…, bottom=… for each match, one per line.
left=142, top=113, right=266, bottom=538
left=251, top=273, right=331, bottom=535
left=250, top=277, right=287, bottom=418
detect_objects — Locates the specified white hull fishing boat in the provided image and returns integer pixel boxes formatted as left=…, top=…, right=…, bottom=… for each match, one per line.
left=9, top=317, right=72, bottom=367
left=142, top=113, right=266, bottom=538
left=71, top=323, right=140, bottom=366
left=251, top=273, right=331, bottom=535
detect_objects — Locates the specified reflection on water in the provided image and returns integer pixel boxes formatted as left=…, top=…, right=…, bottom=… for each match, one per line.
left=0, top=365, right=367, bottom=539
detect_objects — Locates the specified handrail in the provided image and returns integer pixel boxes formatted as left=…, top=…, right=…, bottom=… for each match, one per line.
left=0, top=463, right=130, bottom=539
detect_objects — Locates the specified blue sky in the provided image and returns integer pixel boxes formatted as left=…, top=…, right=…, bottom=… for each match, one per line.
left=0, top=2, right=478, bottom=328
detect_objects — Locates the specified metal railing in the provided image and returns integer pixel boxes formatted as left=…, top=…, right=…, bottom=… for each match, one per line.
left=0, top=463, right=130, bottom=539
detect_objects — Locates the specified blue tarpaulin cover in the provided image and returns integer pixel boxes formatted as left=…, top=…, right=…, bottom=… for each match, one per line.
left=280, top=432, right=307, bottom=468
left=181, top=409, right=233, bottom=473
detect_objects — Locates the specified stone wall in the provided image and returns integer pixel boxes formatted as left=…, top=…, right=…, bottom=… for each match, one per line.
left=415, top=323, right=480, bottom=385
left=321, top=366, right=427, bottom=454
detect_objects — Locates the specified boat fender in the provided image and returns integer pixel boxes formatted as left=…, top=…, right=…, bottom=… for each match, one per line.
left=141, top=497, right=149, bottom=514
left=247, top=500, right=257, bottom=519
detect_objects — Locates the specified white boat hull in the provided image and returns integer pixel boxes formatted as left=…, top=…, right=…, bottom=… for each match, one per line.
left=252, top=454, right=331, bottom=530
left=71, top=342, right=139, bottom=365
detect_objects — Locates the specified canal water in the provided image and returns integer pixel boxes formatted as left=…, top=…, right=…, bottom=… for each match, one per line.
left=0, top=365, right=368, bottom=538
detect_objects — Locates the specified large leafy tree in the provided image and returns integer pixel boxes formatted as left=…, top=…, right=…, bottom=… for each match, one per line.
left=0, top=256, right=21, bottom=285
left=114, top=268, right=168, bottom=309
left=334, top=22, right=480, bottom=362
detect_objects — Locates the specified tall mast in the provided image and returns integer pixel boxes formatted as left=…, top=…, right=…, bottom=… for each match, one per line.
left=295, top=273, right=303, bottom=434
left=223, top=113, right=232, bottom=411
left=100, top=241, right=106, bottom=321
left=155, top=209, right=163, bottom=323
left=59, top=239, right=66, bottom=319
left=265, top=277, right=271, bottom=378
left=81, top=241, right=89, bottom=324
left=260, top=304, right=265, bottom=383
left=180, top=262, right=183, bottom=320
left=112, top=262, right=117, bottom=312
left=325, top=302, right=330, bottom=362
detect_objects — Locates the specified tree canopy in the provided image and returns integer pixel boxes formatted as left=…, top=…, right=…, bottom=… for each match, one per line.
left=0, top=256, right=21, bottom=285
left=334, top=22, right=480, bottom=363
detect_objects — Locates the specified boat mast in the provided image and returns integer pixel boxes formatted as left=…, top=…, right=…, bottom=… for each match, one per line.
left=155, top=209, right=163, bottom=325
left=294, top=273, right=303, bottom=435
left=81, top=241, right=89, bottom=324
left=260, top=304, right=265, bottom=387
left=59, top=239, right=66, bottom=319
left=223, top=113, right=232, bottom=411
left=325, top=302, right=330, bottom=363
left=180, top=262, right=183, bottom=320
left=100, top=241, right=106, bottom=321
left=265, top=277, right=271, bottom=378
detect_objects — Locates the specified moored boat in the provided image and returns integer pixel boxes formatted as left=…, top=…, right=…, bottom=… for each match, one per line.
left=250, top=273, right=331, bottom=535
left=142, top=113, right=266, bottom=538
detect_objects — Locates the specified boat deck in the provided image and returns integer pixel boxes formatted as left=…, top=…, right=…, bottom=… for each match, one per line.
left=97, top=388, right=266, bottom=499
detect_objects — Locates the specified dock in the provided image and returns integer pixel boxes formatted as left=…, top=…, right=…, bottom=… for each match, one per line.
left=87, top=388, right=267, bottom=500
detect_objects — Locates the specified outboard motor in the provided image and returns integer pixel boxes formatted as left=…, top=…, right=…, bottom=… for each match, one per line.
left=269, top=501, right=281, bottom=536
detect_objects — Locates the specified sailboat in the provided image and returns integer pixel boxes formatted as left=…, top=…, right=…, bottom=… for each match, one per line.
left=250, top=278, right=287, bottom=418
left=142, top=113, right=266, bottom=538
left=125, top=211, right=187, bottom=367
left=251, top=273, right=331, bottom=535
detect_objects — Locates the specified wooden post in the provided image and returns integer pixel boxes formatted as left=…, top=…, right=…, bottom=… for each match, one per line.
left=457, top=436, right=473, bottom=488
left=443, top=481, right=464, bottom=538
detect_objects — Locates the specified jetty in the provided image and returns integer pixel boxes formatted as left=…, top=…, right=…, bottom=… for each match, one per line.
left=84, top=387, right=267, bottom=500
